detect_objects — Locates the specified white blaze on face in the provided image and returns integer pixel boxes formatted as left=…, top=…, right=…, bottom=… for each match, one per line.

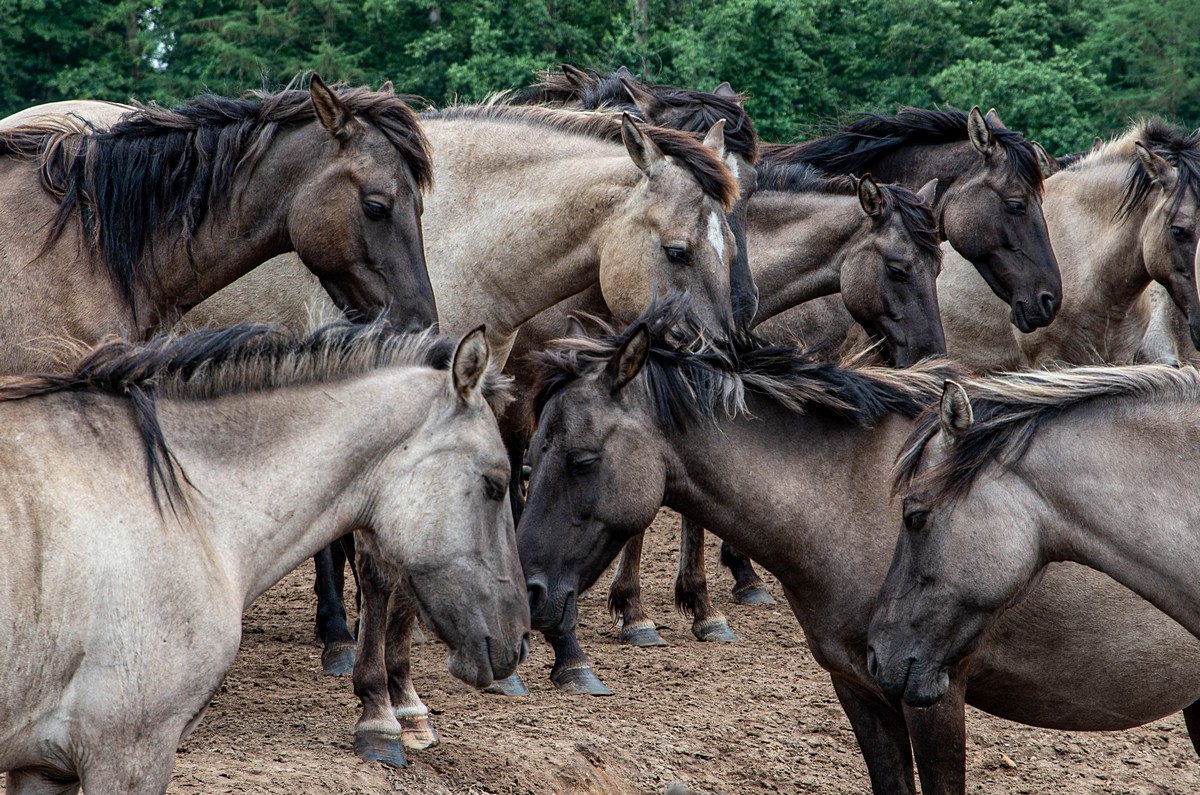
left=724, top=153, right=740, bottom=182
left=707, top=211, right=725, bottom=263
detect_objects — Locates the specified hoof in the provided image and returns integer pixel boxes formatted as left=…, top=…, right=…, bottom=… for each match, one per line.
left=551, top=664, right=614, bottom=696
left=731, top=583, right=775, bottom=606
left=411, top=624, right=427, bottom=645
left=321, top=642, right=356, bottom=676
left=354, top=730, right=408, bottom=768
left=397, top=713, right=441, bottom=750
left=619, top=619, right=668, bottom=647
left=482, top=672, right=530, bottom=697
left=693, top=617, right=739, bottom=643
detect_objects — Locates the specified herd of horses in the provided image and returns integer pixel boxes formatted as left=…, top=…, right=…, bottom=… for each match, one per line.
left=0, top=65, right=1198, bottom=794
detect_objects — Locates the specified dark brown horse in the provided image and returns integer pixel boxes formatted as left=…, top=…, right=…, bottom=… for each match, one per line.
left=765, top=106, right=1060, bottom=332
left=0, top=76, right=436, bottom=372
left=517, top=300, right=1200, bottom=794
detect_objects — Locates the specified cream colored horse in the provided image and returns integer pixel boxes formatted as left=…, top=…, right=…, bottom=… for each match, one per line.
left=0, top=323, right=528, bottom=795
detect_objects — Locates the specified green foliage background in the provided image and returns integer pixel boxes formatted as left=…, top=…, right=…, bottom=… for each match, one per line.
left=2, top=0, right=1196, bottom=152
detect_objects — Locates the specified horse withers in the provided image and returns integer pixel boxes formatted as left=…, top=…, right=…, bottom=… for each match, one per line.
left=0, top=323, right=528, bottom=793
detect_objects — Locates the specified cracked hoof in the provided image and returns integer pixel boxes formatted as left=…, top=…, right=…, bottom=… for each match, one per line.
left=397, top=712, right=441, bottom=750
left=731, top=583, right=775, bottom=606
left=482, top=672, right=530, bottom=697
left=354, top=729, right=408, bottom=768
left=693, top=617, right=739, bottom=642
left=321, top=642, right=356, bottom=676
left=619, top=619, right=667, bottom=647
left=551, top=664, right=614, bottom=696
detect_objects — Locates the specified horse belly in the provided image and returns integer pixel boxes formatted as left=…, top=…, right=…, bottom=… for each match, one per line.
left=965, top=563, right=1200, bottom=729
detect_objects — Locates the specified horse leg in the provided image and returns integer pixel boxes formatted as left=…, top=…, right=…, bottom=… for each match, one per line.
left=719, top=540, right=775, bottom=605
left=547, top=630, right=613, bottom=696
left=314, top=537, right=356, bottom=676
left=608, top=533, right=667, bottom=646
left=903, top=676, right=968, bottom=795
left=6, top=770, right=80, bottom=795
left=382, top=587, right=441, bottom=750
left=76, top=735, right=177, bottom=795
left=1184, top=699, right=1200, bottom=758
left=830, top=676, right=917, bottom=795
left=350, top=548, right=407, bottom=768
left=676, top=516, right=738, bottom=642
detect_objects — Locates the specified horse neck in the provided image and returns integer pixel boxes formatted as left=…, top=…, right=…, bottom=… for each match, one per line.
left=1009, top=399, right=1200, bottom=638
left=861, top=141, right=974, bottom=211
left=663, top=399, right=913, bottom=609
left=420, top=119, right=641, bottom=343
left=156, top=368, right=440, bottom=607
left=137, top=124, right=321, bottom=332
left=1038, top=164, right=1154, bottom=358
left=747, top=190, right=861, bottom=323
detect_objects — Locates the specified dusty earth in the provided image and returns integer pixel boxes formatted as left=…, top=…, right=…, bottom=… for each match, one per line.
left=11, top=510, right=1199, bottom=794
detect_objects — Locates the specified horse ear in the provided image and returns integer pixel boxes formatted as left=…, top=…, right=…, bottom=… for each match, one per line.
left=378, top=80, right=395, bottom=95
left=1136, top=142, right=1177, bottom=190
left=605, top=324, right=651, bottom=394
left=1031, top=141, right=1058, bottom=178
left=621, top=113, right=665, bottom=175
left=967, top=106, right=994, bottom=157
left=701, top=119, right=726, bottom=158
left=563, top=315, right=587, bottom=338
left=939, top=380, right=974, bottom=442
left=620, top=77, right=665, bottom=120
left=858, top=174, right=885, bottom=218
left=984, top=107, right=1005, bottom=130
left=615, top=65, right=635, bottom=79
left=452, top=326, right=491, bottom=405
left=915, top=178, right=938, bottom=207
left=1092, top=136, right=1104, bottom=152
left=561, top=64, right=593, bottom=89
left=713, top=81, right=739, bottom=102
left=310, top=73, right=361, bottom=142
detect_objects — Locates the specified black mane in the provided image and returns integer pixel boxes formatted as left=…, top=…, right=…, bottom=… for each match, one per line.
left=1114, top=119, right=1200, bottom=221
left=763, top=107, right=1043, bottom=192
left=534, top=296, right=943, bottom=433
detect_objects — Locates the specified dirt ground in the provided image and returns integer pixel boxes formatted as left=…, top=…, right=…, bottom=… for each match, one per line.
left=13, top=509, right=1199, bottom=794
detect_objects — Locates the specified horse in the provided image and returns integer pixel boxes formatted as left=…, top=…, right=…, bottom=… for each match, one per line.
left=937, top=120, right=1200, bottom=370
left=0, top=75, right=437, bottom=373
left=0, top=322, right=529, bottom=795
left=764, top=105, right=1061, bottom=333
left=511, top=65, right=762, bottom=327
left=524, top=164, right=946, bottom=697
left=517, top=297, right=1200, bottom=794
left=871, top=365, right=1200, bottom=711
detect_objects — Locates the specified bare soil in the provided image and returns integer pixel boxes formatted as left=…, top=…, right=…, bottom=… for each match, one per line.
left=15, top=510, right=1199, bottom=794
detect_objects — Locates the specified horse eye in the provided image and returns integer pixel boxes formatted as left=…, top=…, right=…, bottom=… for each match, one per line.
left=903, top=509, right=928, bottom=532
left=1171, top=225, right=1191, bottom=242
left=569, top=455, right=599, bottom=475
left=483, top=476, right=506, bottom=502
left=663, top=245, right=690, bottom=265
left=362, top=199, right=390, bottom=220
left=886, top=264, right=908, bottom=283
left=1004, top=200, right=1026, bottom=216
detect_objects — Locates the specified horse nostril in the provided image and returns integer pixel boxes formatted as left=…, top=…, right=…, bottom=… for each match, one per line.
left=526, top=577, right=548, bottom=611
left=867, top=647, right=879, bottom=679
left=1037, top=291, right=1057, bottom=319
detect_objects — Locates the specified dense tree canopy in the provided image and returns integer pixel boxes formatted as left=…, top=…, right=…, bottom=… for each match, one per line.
left=1, top=0, right=1195, bottom=152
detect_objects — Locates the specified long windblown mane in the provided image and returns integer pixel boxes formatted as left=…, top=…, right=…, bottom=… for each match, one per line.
left=533, top=296, right=947, bottom=433
left=755, top=161, right=942, bottom=257
left=1070, top=119, right=1200, bottom=221
left=894, top=364, right=1200, bottom=506
left=762, top=107, right=1043, bottom=192
left=0, top=81, right=432, bottom=313
left=425, top=103, right=738, bottom=210
left=0, top=322, right=509, bottom=513
left=509, top=66, right=759, bottom=164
